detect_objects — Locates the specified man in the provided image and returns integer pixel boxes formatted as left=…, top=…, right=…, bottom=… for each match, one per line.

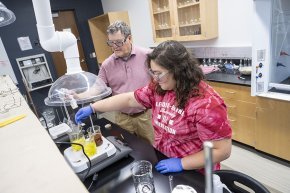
left=98, top=20, right=154, bottom=144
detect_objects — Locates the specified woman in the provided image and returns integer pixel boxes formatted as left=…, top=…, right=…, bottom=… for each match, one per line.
left=75, top=40, right=232, bottom=174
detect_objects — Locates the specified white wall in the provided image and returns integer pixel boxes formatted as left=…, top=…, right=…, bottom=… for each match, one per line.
left=101, top=0, right=253, bottom=48
left=101, top=0, right=154, bottom=48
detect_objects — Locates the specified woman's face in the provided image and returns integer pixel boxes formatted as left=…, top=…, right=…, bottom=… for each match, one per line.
left=149, top=60, right=176, bottom=91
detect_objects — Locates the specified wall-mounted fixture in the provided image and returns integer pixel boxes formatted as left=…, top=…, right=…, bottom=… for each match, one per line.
left=0, top=2, right=16, bottom=27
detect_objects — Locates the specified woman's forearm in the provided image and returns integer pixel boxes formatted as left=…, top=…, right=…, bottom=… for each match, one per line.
left=181, top=138, right=232, bottom=170
left=90, top=92, right=143, bottom=113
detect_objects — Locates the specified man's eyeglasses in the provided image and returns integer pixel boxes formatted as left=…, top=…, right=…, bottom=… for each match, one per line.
left=107, top=36, right=128, bottom=47
left=148, top=69, right=169, bottom=82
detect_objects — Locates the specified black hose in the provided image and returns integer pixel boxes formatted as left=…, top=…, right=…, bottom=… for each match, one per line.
left=55, top=141, right=92, bottom=180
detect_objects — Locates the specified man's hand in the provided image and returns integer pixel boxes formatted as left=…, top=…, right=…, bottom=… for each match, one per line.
left=155, top=158, right=183, bottom=174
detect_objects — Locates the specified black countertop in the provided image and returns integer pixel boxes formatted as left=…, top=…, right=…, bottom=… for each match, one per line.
left=77, top=118, right=206, bottom=193
left=205, top=71, right=251, bottom=86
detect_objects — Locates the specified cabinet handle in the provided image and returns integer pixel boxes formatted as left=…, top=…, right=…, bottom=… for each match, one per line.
left=229, top=119, right=236, bottom=122
left=227, top=105, right=236, bottom=108
left=225, top=91, right=236, bottom=94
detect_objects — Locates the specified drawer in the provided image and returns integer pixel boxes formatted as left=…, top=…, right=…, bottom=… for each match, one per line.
left=224, top=98, right=256, bottom=118
left=256, top=96, right=290, bottom=109
left=209, top=82, right=256, bottom=103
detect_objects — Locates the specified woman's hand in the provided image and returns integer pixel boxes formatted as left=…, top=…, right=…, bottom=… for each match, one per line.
left=75, top=105, right=94, bottom=124
left=155, top=158, right=183, bottom=174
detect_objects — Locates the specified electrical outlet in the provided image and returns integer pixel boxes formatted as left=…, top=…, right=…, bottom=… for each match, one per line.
left=90, top=52, right=96, bottom=58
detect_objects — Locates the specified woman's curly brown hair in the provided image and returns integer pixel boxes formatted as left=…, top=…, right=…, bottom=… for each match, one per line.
left=146, top=40, right=204, bottom=109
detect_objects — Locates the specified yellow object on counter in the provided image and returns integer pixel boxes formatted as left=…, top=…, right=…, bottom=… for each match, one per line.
left=0, top=114, right=26, bottom=128
left=84, top=140, right=97, bottom=157
left=71, top=137, right=85, bottom=151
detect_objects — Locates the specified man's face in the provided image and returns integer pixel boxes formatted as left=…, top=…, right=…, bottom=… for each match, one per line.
left=107, top=30, right=132, bottom=58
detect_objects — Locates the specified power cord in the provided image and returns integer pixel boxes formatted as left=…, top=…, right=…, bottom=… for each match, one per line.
left=55, top=141, right=92, bottom=180
left=87, top=173, right=98, bottom=191
left=40, top=115, right=49, bottom=129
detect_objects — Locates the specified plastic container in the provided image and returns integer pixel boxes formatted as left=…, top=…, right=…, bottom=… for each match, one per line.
left=171, top=185, right=197, bottom=193
left=213, top=174, right=232, bottom=193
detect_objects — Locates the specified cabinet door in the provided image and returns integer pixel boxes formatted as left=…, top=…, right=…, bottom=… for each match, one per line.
left=88, top=12, right=130, bottom=64
left=208, top=81, right=256, bottom=146
left=175, top=0, right=202, bottom=41
left=176, top=0, right=218, bottom=41
left=256, top=98, right=290, bottom=161
left=149, top=0, right=218, bottom=42
left=149, top=0, right=175, bottom=41
left=229, top=114, right=256, bottom=146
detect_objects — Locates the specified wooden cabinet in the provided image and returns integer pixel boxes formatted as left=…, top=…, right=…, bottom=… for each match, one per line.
left=88, top=12, right=130, bottom=64
left=256, top=97, right=290, bottom=161
left=149, top=0, right=218, bottom=42
left=208, top=81, right=290, bottom=161
left=208, top=82, right=256, bottom=146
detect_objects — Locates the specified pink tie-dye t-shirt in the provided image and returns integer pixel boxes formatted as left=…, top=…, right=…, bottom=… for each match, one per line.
left=134, top=81, right=232, bottom=172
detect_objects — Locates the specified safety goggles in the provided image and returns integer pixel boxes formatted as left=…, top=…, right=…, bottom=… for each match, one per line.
left=107, top=36, right=128, bottom=47
left=148, top=69, right=169, bottom=82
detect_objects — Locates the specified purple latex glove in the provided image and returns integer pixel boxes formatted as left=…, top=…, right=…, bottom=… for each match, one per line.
left=75, top=105, right=94, bottom=124
left=155, top=158, right=183, bottom=174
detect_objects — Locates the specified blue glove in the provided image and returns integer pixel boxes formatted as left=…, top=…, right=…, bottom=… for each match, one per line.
left=155, top=158, right=183, bottom=174
left=75, top=105, right=94, bottom=124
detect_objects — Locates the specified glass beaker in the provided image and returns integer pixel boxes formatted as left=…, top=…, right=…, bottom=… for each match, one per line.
left=131, top=160, right=156, bottom=193
left=42, top=108, right=56, bottom=128
left=87, top=125, right=103, bottom=146
left=68, top=132, right=85, bottom=151
left=84, top=135, right=97, bottom=157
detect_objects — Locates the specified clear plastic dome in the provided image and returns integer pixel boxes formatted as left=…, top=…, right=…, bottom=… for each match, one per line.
left=45, top=72, right=111, bottom=106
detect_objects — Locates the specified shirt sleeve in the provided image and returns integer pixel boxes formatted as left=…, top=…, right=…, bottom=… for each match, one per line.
left=134, top=84, right=155, bottom=108
left=98, top=61, right=109, bottom=85
left=194, top=95, right=232, bottom=141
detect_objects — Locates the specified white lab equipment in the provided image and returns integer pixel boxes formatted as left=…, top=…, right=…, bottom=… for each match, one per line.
left=204, top=141, right=214, bottom=193
left=31, top=0, right=111, bottom=107
left=213, top=174, right=232, bottom=193
left=252, top=0, right=290, bottom=101
left=31, top=0, right=80, bottom=75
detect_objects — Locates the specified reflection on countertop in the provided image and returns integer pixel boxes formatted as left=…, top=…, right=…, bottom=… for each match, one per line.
left=205, top=70, right=251, bottom=86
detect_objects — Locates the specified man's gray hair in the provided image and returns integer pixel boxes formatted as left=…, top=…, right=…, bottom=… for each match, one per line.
left=107, top=20, right=131, bottom=37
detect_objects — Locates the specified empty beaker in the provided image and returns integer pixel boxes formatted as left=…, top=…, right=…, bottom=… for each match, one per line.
left=131, top=160, right=156, bottom=193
